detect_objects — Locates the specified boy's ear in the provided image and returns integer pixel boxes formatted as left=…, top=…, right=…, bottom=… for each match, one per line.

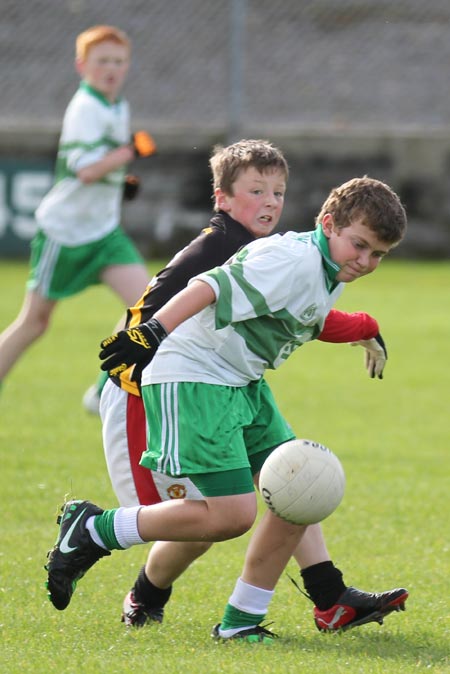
left=75, top=58, right=85, bottom=76
left=321, top=213, right=334, bottom=237
left=215, top=188, right=230, bottom=212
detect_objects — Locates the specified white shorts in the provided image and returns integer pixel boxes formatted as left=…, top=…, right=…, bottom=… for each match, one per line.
left=100, top=378, right=203, bottom=506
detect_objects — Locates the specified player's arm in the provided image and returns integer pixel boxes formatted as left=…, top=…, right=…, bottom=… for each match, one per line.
left=318, top=309, right=379, bottom=342
left=99, top=280, right=216, bottom=376
left=318, top=309, right=387, bottom=379
left=154, top=279, right=215, bottom=332
left=101, top=222, right=240, bottom=378
left=77, top=131, right=156, bottom=184
left=77, top=145, right=135, bottom=184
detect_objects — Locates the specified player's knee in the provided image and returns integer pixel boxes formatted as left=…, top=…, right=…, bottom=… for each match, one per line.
left=33, top=317, right=51, bottom=338
left=231, top=514, right=255, bottom=536
left=190, top=541, right=213, bottom=557
left=206, top=493, right=257, bottom=540
left=213, top=511, right=255, bottom=540
left=20, top=312, right=51, bottom=339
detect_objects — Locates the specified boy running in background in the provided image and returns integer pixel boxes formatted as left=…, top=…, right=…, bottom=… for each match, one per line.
left=0, top=26, right=151, bottom=395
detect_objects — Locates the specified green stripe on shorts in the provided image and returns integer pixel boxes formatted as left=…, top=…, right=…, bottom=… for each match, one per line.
left=27, top=227, right=144, bottom=299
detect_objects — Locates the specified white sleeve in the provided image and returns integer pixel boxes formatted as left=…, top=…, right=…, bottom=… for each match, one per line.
left=196, top=242, right=297, bottom=325
left=188, top=272, right=220, bottom=300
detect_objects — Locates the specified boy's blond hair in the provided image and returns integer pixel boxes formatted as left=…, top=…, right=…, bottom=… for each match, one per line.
left=76, top=25, right=130, bottom=61
left=316, top=176, right=407, bottom=244
left=210, top=139, right=289, bottom=211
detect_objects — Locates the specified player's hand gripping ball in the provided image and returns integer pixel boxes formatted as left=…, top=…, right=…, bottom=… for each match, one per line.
left=259, top=439, right=345, bottom=525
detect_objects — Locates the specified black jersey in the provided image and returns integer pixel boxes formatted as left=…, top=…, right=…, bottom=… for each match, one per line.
left=115, top=211, right=255, bottom=394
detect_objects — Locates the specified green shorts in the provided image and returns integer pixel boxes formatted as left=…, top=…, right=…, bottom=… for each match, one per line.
left=27, top=227, right=144, bottom=299
left=140, top=379, right=295, bottom=497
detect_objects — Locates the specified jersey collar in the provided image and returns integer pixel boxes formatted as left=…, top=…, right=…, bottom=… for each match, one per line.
left=80, top=80, right=122, bottom=107
left=312, top=223, right=341, bottom=290
left=216, top=210, right=255, bottom=243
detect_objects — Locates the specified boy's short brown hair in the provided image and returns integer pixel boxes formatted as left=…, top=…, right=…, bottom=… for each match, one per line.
left=76, top=25, right=130, bottom=61
left=210, top=139, right=289, bottom=210
left=316, top=176, right=407, bottom=244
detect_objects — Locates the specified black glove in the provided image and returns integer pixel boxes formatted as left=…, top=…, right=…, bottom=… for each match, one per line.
left=350, top=332, right=387, bottom=379
left=123, top=174, right=140, bottom=201
left=99, top=318, right=168, bottom=377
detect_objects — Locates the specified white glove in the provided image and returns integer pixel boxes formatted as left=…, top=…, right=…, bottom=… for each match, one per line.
left=350, top=333, right=387, bottom=379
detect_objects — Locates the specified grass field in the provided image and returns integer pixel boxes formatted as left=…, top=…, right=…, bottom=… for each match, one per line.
left=0, top=259, right=449, bottom=673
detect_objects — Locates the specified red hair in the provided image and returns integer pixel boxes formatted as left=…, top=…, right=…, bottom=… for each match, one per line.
left=76, top=25, right=130, bottom=60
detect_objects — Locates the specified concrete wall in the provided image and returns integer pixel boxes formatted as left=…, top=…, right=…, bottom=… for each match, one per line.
left=1, top=129, right=450, bottom=259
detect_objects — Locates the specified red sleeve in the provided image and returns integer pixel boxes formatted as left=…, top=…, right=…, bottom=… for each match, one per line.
left=318, top=309, right=379, bottom=343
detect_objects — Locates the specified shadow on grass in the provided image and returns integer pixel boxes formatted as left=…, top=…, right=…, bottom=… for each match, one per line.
left=279, top=628, right=447, bottom=669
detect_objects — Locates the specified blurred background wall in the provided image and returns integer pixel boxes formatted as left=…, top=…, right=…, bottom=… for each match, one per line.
left=1, top=0, right=450, bottom=258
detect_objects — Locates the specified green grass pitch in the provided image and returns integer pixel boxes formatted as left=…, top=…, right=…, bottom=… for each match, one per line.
left=0, top=259, right=449, bottom=673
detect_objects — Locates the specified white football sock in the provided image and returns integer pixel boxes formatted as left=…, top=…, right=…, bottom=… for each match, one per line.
left=113, top=506, right=145, bottom=548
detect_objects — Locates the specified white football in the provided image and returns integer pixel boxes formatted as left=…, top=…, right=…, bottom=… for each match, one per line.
left=259, top=439, right=345, bottom=525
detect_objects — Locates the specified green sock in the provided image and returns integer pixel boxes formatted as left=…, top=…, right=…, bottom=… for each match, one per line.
left=93, top=509, right=123, bottom=550
left=220, top=604, right=265, bottom=631
left=96, top=370, right=109, bottom=396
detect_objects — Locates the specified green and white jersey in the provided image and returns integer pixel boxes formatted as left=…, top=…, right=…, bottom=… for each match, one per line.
left=35, top=81, right=130, bottom=246
left=143, top=226, right=344, bottom=387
